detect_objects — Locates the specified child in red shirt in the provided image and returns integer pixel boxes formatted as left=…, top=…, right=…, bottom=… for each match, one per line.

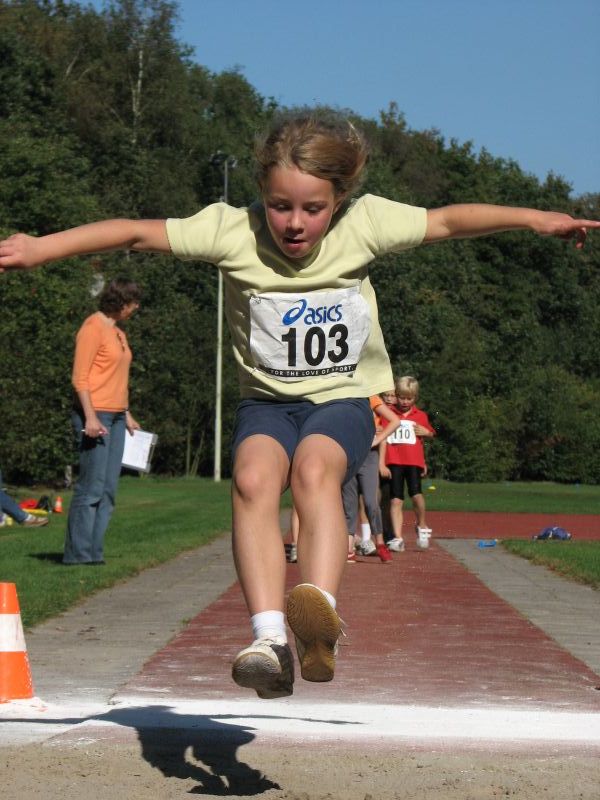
left=379, top=376, right=435, bottom=550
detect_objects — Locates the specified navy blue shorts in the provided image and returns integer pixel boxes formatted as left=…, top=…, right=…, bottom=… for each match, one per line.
left=231, top=397, right=374, bottom=483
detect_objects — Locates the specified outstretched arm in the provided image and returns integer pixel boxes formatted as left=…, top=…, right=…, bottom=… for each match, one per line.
left=424, top=205, right=600, bottom=249
left=0, top=219, right=171, bottom=271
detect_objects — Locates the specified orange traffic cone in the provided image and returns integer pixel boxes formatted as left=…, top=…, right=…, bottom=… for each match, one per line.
left=54, top=495, right=63, bottom=513
left=0, top=583, right=34, bottom=702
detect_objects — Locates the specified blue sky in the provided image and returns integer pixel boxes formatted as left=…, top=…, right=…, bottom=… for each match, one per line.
left=92, top=1, right=599, bottom=197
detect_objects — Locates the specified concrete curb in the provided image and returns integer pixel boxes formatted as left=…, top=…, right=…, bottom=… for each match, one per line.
left=25, top=533, right=236, bottom=705
left=438, top=539, right=600, bottom=677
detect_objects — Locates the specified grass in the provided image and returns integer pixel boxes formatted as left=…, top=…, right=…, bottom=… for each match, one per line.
left=503, top=540, right=600, bottom=590
left=420, top=479, right=600, bottom=514
left=0, top=476, right=232, bottom=628
left=421, top=480, right=600, bottom=589
left=1, top=477, right=598, bottom=627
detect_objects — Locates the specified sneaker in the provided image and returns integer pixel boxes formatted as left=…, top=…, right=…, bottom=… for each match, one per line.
left=346, top=551, right=357, bottom=564
left=357, top=539, right=376, bottom=556
left=287, top=584, right=343, bottom=682
left=232, top=637, right=294, bottom=699
left=288, top=544, right=297, bottom=563
left=21, top=514, right=49, bottom=528
left=416, top=527, right=432, bottom=550
left=387, top=537, right=405, bottom=552
left=376, top=543, right=393, bottom=563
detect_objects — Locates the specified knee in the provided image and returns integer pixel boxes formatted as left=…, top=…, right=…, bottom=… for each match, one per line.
left=232, top=463, right=275, bottom=504
left=291, top=454, right=332, bottom=496
left=391, top=497, right=403, bottom=507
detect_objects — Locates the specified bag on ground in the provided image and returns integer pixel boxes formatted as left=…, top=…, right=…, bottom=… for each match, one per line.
left=532, top=526, right=572, bottom=541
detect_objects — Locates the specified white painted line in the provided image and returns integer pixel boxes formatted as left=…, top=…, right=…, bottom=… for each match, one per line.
left=4, top=698, right=597, bottom=746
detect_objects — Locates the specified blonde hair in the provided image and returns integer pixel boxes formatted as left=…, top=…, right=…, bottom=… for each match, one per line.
left=395, top=375, right=419, bottom=400
left=254, top=108, right=368, bottom=200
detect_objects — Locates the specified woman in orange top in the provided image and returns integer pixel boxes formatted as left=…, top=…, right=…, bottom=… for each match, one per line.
left=63, top=278, right=141, bottom=565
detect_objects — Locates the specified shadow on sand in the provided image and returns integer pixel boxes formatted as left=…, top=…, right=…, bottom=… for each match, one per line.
left=9, top=703, right=358, bottom=795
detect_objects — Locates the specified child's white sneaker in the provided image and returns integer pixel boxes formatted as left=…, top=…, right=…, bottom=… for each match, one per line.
left=416, top=527, right=432, bottom=549
left=232, top=636, right=294, bottom=698
left=387, top=538, right=405, bottom=552
left=357, top=539, right=376, bottom=556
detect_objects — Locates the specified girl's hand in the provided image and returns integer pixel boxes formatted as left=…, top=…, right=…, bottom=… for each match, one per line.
left=126, top=411, right=141, bottom=435
left=532, top=212, right=600, bottom=249
left=379, top=465, right=391, bottom=480
left=0, top=233, right=45, bottom=271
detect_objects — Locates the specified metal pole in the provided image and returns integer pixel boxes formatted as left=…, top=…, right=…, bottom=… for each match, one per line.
left=213, top=160, right=228, bottom=482
left=214, top=276, right=223, bottom=481
left=211, top=153, right=235, bottom=482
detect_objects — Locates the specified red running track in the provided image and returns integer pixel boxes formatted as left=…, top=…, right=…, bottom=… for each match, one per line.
left=424, top=510, right=599, bottom=540
left=121, top=524, right=600, bottom=712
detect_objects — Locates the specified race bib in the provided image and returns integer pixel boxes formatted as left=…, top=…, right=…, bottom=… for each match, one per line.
left=249, top=286, right=371, bottom=381
left=387, top=420, right=416, bottom=445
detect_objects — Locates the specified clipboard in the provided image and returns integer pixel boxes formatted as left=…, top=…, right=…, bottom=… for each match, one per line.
left=121, top=429, right=158, bottom=473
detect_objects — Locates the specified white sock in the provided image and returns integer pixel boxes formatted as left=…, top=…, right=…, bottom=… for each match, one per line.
left=251, top=610, right=286, bottom=642
left=314, top=586, right=336, bottom=610
left=361, top=523, right=371, bottom=542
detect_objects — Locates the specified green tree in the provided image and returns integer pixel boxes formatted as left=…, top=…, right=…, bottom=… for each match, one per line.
left=1, top=1, right=599, bottom=483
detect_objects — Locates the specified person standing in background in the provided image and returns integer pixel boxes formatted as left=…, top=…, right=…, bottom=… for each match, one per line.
left=343, top=394, right=401, bottom=564
left=380, top=376, right=435, bottom=551
left=63, top=278, right=141, bottom=565
left=378, top=389, right=397, bottom=543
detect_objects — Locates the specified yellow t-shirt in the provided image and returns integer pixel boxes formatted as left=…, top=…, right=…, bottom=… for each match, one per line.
left=166, top=194, right=426, bottom=403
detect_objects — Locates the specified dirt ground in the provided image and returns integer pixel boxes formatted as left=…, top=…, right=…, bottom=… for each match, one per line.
left=2, top=739, right=600, bottom=799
